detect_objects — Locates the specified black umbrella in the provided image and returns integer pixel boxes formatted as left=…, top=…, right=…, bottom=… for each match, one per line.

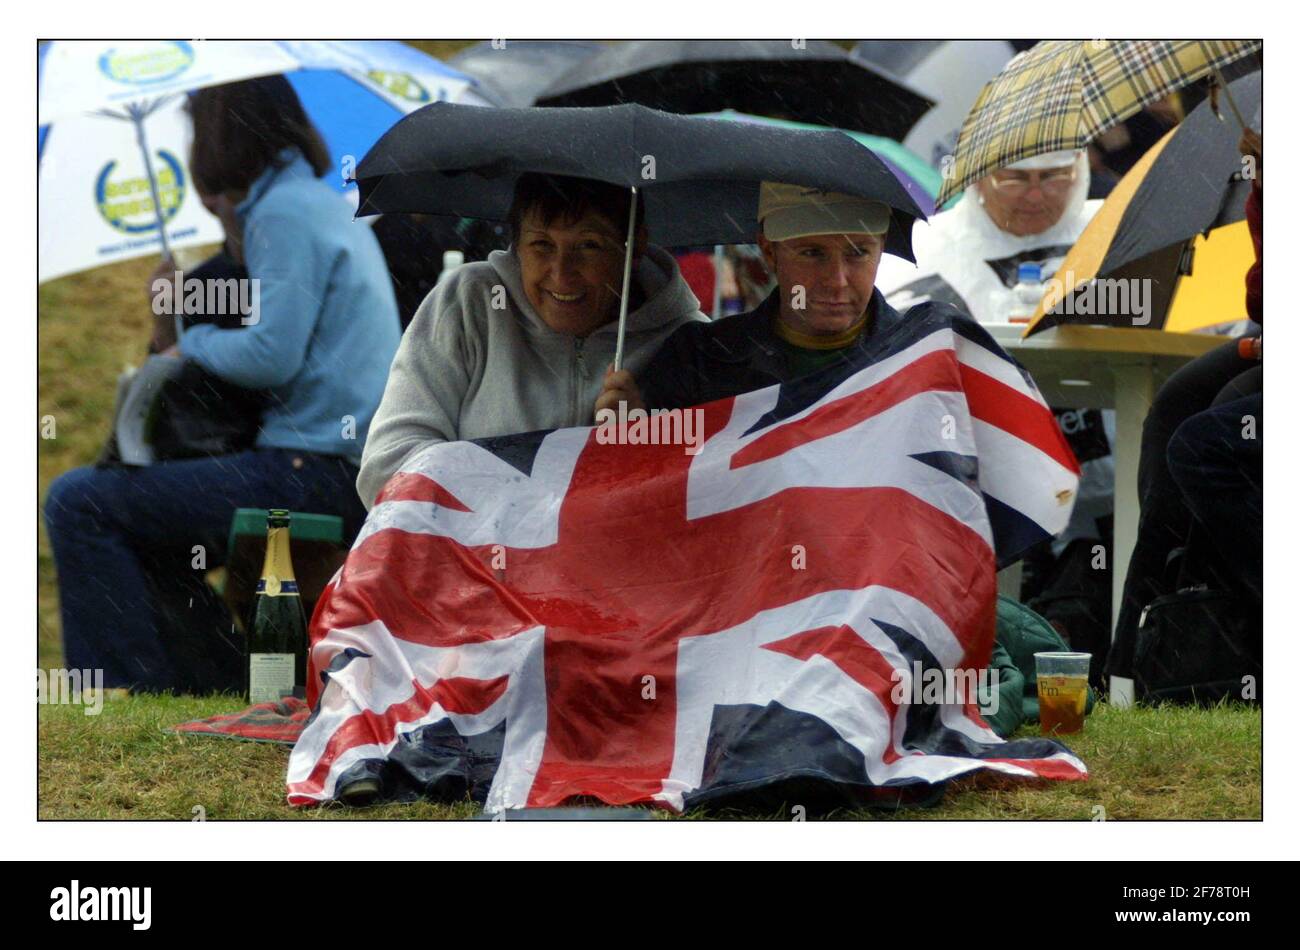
left=448, top=40, right=603, bottom=108
left=533, top=40, right=934, bottom=141
left=356, top=102, right=923, bottom=252
left=1098, top=71, right=1261, bottom=277
left=356, top=101, right=924, bottom=367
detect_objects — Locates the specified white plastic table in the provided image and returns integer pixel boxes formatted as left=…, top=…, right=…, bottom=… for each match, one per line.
left=986, top=323, right=1227, bottom=706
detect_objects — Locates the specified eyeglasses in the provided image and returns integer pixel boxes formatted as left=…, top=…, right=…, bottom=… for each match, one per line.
left=987, top=167, right=1077, bottom=196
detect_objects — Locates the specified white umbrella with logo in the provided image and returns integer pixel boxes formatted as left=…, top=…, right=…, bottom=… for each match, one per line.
left=38, top=40, right=491, bottom=285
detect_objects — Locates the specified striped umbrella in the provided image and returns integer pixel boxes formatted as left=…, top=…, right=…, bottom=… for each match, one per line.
left=936, top=39, right=1261, bottom=205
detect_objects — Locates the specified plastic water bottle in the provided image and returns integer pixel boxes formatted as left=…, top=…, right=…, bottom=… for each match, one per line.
left=1009, top=262, right=1044, bottom=324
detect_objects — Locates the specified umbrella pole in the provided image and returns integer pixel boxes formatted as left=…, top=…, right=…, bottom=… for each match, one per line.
left=128, top=102, right=175, bottom=262
left=127, top=101, right=183, bottom=343
left=613, top=186, right=638, bottom=373
left=711, top=244, right=725, bottom=317
left=1209, top=63, right=1251, bottom=133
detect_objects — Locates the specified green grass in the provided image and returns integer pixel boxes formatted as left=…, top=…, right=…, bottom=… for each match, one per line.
left=38, top=696, right=1260, bottom=820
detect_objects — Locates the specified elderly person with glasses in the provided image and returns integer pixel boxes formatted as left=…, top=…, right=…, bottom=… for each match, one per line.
left=875, top=149, right=1097, bottom=322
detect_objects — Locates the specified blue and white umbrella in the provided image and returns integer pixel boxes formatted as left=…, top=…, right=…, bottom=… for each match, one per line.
left=38, top=40, right=490, bottom=283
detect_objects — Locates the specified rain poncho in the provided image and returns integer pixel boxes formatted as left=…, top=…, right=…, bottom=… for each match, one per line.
left=876, top=152, right=1111, bottom=552
left=875, top=150, right=1100, bottom=323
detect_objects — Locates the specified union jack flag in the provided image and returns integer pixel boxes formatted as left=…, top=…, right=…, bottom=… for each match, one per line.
left=287, top=309, right=1087, bottom=812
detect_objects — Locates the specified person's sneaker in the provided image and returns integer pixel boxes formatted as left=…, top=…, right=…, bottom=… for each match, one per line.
left=338, top=777, right=382, bottom=807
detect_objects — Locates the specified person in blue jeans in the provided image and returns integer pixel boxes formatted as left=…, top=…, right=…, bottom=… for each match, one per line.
left=43, top=76, right=401, bottom=694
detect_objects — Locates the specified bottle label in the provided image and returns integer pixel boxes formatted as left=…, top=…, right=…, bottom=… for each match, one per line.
left=249, top=653, right=295, bottom=704
left=255, top=577, right=299, bottom=596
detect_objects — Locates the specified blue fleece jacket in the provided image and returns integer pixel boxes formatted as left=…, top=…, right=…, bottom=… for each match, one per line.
left=180, top=149, right=400, bottom=463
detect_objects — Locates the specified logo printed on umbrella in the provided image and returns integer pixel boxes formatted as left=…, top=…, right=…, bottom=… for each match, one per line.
left=365, top=70, right=433, bottom=105
left=97, top=41, right=195, bottom=85
left=95, top=151, right=186, bottom=234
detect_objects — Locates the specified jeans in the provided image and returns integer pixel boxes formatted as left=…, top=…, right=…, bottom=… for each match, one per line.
left=43, top=448, right=367, bottom=694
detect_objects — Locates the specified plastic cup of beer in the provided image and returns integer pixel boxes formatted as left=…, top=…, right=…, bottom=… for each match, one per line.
left=1034, top=652, right=1091, bottom=735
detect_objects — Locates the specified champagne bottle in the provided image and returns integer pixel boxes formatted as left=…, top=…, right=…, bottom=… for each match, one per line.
left=245, top=508, right=308, bottom=704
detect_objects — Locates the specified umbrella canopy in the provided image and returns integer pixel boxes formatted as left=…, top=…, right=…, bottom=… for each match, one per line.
left=355, top=101, right=925, bottom=259
left=851, top=40, right=1017, bottom=167
left=1024, top=114, right=1256, bottom=336
left=1095, top=71, right=1260, bottom=277
left=449, top=40, right=603, bottom=107
left=534, top=40, right=934, bottom=142
left=1161, top=222, right=1255, bottom=334
left=936, top=39, right=1262, bottom=205
left=38, top=40, right=488, bottom=283
left=38, top=39, right=488, bottom=124
left=699, top=109, right=941, bottom=216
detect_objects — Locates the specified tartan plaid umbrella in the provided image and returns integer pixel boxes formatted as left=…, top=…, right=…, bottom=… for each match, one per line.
left=935, top=39, right=1261, bottom=205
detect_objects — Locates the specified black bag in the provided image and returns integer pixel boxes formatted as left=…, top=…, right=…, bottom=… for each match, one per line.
left=1132, top=584, right=1262, bottom=705
left=97, top=250, right=267, bottom=466
left=1131, top=522, right=1261, bottom=706
left=149, top=362, right=267, bottom=460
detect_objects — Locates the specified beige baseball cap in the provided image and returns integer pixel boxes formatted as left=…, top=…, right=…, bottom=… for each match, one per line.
left=757, top=181, right=891, bottom=241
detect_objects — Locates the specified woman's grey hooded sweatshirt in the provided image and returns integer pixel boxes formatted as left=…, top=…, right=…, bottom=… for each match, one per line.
left=357, top=245, right=705, bottom=508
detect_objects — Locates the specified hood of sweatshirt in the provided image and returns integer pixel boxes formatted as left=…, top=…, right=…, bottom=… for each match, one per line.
left=487, top=244, right=702, bottom=342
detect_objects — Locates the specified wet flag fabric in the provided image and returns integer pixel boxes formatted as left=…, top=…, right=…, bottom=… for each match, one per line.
left=287, top=308, right=1086, bottom=812
left=172, top=697, right=310, bottom=745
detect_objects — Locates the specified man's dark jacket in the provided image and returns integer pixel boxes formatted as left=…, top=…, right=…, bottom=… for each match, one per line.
left=641, top=287, right=919, bottom=410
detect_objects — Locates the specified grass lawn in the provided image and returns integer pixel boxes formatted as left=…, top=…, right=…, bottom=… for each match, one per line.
left=38, top=695, right=1260, bottom=820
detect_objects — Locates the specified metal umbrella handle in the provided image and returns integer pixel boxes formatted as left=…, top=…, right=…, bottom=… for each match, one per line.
left=711, top=244, right=725, bottom=318
left=612, top=186, right=638, bottom=372
left=97, top=97, right=183, bottom=341
left=130, top=102, right=186, bottom=345
left=1209, top=63, right=1252, bottom=133
left=127, top=102, right=175, bottom=263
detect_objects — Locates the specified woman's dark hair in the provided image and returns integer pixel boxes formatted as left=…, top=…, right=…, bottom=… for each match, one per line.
left=187, top=75, right=332, bottom=196
left=507, top=173, right=647, bottom=246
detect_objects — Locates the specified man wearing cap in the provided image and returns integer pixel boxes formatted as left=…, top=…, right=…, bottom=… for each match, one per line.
left=597, top=181, right=917, bottom=413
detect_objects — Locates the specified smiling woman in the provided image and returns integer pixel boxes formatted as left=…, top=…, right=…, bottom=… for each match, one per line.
left=355, top=172, right=706, bottom=509
left=508, top=174, right=648, bottom=337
